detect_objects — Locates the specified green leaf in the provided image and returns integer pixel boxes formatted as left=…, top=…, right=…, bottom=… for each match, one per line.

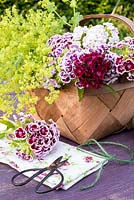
left=0, top=118, right=16, bottom=129
left=62, top=0, right=69, bottom=3
left=41, top=0, right=57, bottom=12
left=70, top=0, right=77, bottom=9
left=64, top=153, right=72, bottom=160
left=103, top=84, right=117, bottom=94
left=11, top=141, right=20, bottom=148
left=69, top=12, right=83, bottom=29
left=78, top=88, right=85, bottom=101
left=0, top=132, right=5, bottom=139
left=132, top=116, right=134, bottom=129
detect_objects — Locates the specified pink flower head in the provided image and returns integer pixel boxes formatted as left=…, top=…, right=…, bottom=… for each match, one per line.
left=12, top=115, right=60, bottom=160
left=14, top=127, right=27, bottom=139
left=25, top=119, right=60, bottom=158
left=16, top=150, right=33, bottom=161
left=116, top=56, right=124, bottom=65
left=48, top=32, right=73, bottom=57
left=129, top=53, right=134, bottom=59
left=116, top=64, right=126, bottom=75
left=116, top=57, right=134, bottom=75
left=73, top=52, right=111, bottom=89
left=124, top=59, right=134, bottom=72
left=25, top=122, right=40, bottom=134
left=27, top=134, right=37, bottom=144
left=40, top=125, right=49, bottom=136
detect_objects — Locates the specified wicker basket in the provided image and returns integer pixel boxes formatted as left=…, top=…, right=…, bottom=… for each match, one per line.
left=33, top=14, right=134, bottom=144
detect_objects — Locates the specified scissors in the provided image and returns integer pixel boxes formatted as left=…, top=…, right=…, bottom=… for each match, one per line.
left=11, top=156, right=67, bottom=194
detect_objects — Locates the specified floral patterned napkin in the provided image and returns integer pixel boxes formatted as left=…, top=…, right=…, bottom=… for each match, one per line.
left=0, top=124, right=107, bottom=190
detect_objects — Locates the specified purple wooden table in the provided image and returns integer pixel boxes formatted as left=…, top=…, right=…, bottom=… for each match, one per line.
left=0, top=129, right=134, bottom=200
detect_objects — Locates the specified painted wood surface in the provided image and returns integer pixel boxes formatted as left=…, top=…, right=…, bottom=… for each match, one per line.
left=0, top=129, right=134, bottom=200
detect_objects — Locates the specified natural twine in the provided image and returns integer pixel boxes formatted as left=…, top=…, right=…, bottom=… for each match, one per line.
left=77, top=139, right=134, bottom=190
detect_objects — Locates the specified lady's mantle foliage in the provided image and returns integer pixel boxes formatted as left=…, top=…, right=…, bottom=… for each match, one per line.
left=0, top=4, right=66, bottom=116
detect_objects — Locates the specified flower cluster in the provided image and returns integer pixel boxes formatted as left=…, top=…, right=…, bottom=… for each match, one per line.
left=45, top=22, right=134, bottom=98
left=48, top=32, right=73, bottom=57
left=9, top=113, right=60, bottom=160
left=114, top=37, right=134, bottom=80
left=73, top=22, right=119, bottom=49
left=73, top=52, right=111, bottom=89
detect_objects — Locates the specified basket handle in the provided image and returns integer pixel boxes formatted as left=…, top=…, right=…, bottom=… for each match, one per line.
left=79, top=14, right=134, bottom=34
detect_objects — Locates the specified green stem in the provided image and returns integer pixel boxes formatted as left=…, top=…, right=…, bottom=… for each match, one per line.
left=111, top=0, right=120, bottom=14
left=54, top=10, right=72, bottom=27
left=77, top=139, right=134, bottom=190
left=80, top=160, right=105, bottom=190
left=73, top=7, right=75, bottom=17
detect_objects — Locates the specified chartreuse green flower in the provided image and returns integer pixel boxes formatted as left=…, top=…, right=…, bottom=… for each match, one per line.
left=0, top=4, right=65, bottom=117
left=0, top=0, right=82, bottom=117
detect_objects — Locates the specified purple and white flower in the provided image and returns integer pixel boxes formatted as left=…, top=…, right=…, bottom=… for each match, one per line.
left=14, top=128, right=27, bottom=139
left=46, top=23, right=134, bottom=93
left=12, top=113, right=60, bottom=160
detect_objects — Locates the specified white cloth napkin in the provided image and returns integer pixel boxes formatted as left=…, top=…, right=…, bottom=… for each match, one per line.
left=0, top=123, right=107, bottom=190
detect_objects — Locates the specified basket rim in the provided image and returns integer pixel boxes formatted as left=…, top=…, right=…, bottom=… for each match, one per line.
left=79, top=14, right=134, bottom=34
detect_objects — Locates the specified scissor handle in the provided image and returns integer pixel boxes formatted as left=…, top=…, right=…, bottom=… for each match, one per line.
left=11, top=156, right=66, bottom=193
left=35, top=168, right=64, bottom=194
left=11, top=168, right=45, bottom=186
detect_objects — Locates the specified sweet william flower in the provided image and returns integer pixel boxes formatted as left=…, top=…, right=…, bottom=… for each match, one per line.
left=73, top=52, right=111, bottom=89
left=25, top=123, right=40, bottom=134
left=82, top=25, right=109, bottom=49
left=124, top=59, right=134, bottom=72
left=73, top=26, right=89, bottom=41
left=25, top=119, right=60, bottom=158
left=116, top=56, right=134, bottom=79
left=48, top=32, right=73, bottom=58
left=46, top=22, right=134, bottom=102
left=14, top=128, right=27, bottom=139
left=16, top=150, right=33, bottom=161
left=7, top=113, right=60, bottom=160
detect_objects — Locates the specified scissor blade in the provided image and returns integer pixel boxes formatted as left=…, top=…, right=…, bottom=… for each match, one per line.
left=49, top=156, right=68, bottom=169
left=53, top=156, right=63, bottom=164
left=49, top=156, right=63, bottom=168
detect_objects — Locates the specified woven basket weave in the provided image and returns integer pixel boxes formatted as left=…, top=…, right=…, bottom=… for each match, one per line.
left=33, top=14, right=134, bottom=144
